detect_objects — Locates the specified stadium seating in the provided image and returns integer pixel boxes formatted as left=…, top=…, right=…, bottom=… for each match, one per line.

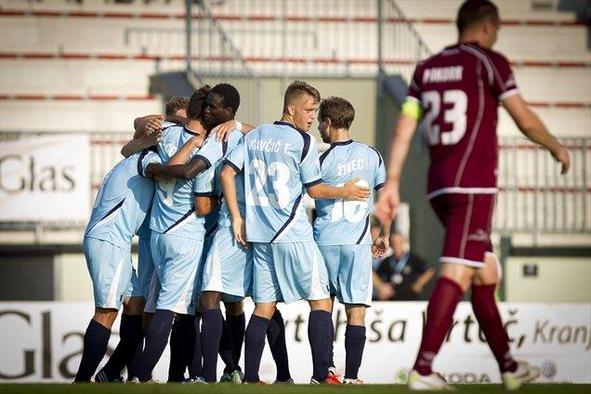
left=0, top=0, right=588, bottom=236
left=0, top=0, right=588, bottom=135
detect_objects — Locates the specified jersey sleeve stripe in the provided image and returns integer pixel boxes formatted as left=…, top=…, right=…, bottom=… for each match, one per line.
left=195, top=191, right=215, bottom=197
left=222, top=140, right=228, bottom=156
left=369, top=146, right=384, bottom=167
left=303, top=178, right=322, bottom=188
left=374, top=181, right=386, bottom=190
left=319, top=145, right=336, bottom=166
left=137, top=149, right=149, bottom=177
left=461, top=44, right=494, bottom=86
left=498, top=88, right=520, bottom=101
left=270, top=194, right=302, bottom=243
left=355, top=216, right=370, bottom=244
left=223, top=158, right=241, bottom=173
left=300, top=131, right=311, bottom=163
left=194, top=154, right=212, bottom=170
left=86, top=198, right=125, bottom=234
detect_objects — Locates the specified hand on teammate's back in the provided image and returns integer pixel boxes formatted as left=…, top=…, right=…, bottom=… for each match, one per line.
left=213, top=119, right=240, bottom=142
left=343, top=177, right=370, bottom=201
left=142, top=115, right=164, bottom=136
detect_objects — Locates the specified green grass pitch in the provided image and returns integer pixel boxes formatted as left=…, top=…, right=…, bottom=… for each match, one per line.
left=1, top=384, right=590, bottom=394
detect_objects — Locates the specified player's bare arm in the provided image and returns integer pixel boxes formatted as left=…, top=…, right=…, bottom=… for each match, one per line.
left=121, top=115, right=165, bottom=157
left=168, top=136, right=204, bottom=165
left=220, top=164, right=247, bottom=248
left=213, top=119, right=256, bottom=142
left=306, top=177, right=370, bottom=201
left=120, top=131, right=162, bottom=158
left=502, top=94, right=570, bottom=174
left=374, top=112, right=418, bottom=225
left=194, top=195, right=216, bottom=217
left=146, top=156, right=208, bottom=181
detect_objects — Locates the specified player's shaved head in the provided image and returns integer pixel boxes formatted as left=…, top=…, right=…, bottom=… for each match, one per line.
left=319, top=96, right=355, bottom=130
left=210, top=83, right=241, bottom=115
left=283, top=80, right=321, bottom=114
left=456, top=0, right=499, bottom=34
left=187, top=85, right=211, bottom=120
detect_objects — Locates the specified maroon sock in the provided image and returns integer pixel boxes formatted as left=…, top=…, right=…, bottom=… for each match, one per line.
left=471, top=284, right=517, bottom=373
left=413, top=277, right=463, bottom=376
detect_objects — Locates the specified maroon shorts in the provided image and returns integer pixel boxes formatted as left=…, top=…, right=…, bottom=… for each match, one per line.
left=430, top=193, right=495, bottom=267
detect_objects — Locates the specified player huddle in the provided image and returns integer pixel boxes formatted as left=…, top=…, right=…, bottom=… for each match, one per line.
left=75, top=81, right=388, bottom=385
left=75, top=0, right=571, bottom=389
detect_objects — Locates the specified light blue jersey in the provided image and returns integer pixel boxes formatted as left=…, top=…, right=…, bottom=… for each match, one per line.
left=313, top=140, right=386, bottom=245
left=225, top=121, right=322, bottom=243
left=150, top=124, right=209, bottom=239
left=85, top=150, right=159, bottom=250
left=196, top=129, right=244, bottom=229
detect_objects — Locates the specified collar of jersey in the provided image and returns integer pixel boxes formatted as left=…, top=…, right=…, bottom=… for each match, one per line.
left=183, top=126, right=200, bottom=136
left=274, top=121, right=305, bottom=133
left=332, top=139, right=353, bottom=146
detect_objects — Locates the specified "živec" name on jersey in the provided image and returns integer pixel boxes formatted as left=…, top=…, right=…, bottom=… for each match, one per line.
left=337, top=159, right=365, bottom=176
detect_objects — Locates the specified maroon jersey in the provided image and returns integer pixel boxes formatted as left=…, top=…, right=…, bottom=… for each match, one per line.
left=407, top=42, right=518, bottom=198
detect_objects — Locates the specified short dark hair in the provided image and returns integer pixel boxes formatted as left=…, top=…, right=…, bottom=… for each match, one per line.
left=165, top=96, right=189, bottom=116
left=318, top=96, right=355, bottom=130
left=283, top=80, right=321, bottom=113
left=210, top=83, right=240, bottom=114
left=187, top=85, right=211, bottom=120
left=456, top=0, right=499, bottom=33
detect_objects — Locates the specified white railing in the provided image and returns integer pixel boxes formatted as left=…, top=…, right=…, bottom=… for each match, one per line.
left=495, top=137, right=590, bottom=234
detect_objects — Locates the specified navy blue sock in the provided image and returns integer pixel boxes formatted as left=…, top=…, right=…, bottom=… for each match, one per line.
left=344, top=324, right=366, bottom=380
left=126, top=337, right=143, bottom=380
left=244, top=315, right=270, bottom=382
left=168, top=314, right=195, bottom=382
left=267, top=309, right=291, bottom=382
left=218, top=318, right=238, bottom=375
left=135, top=309, right=175, bottom=382
left=74, top=319, right=111, bottom=382
left=328, top=315, right=336, bottom=369
left=308, top=310, right=332, bottom=382
left=99, top=314, right=143, bottom=381
left=168, top=316, right=185, bottom=382
left=201, top=309, right=224, bottom=382
left=225, top=312, right=245, bottom=372
left=188, top=313, right=202, bottom=378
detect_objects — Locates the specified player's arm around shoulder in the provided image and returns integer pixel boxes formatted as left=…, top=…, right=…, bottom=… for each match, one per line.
left=502, top=94, right=570, bottom=174
left=306, top=178, right=370, bottom=201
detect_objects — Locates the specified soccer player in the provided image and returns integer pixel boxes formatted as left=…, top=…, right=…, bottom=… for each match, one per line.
left=313, top=96, right=389, bottom=384
left=221, top=80, right=370, bottom=384
left=144, top=83, right=248, bottom=383
left=374, top=0, right=570, bottom=390
left=198, top=86, right=294, bottom=384
left=130, top=86, right=217, bottom=383
left=74, top=147, right=161, bottom=382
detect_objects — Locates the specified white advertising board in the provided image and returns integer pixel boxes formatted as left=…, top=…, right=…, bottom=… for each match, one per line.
left=0, top=134, right=90, bottom=221
left=0, top=302, right=589, bottom=383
